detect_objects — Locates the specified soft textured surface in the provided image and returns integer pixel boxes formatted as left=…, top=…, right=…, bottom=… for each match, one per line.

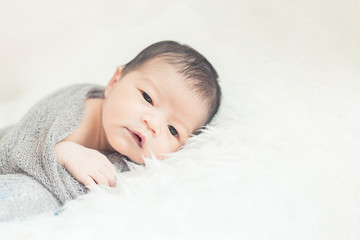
left=0, top=0, right=359, bottom=239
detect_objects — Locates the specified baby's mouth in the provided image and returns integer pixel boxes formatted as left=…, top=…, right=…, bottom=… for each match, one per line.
left=134, top=133, right=142, bottom=146
left=126, top=128, right=145, bottom=147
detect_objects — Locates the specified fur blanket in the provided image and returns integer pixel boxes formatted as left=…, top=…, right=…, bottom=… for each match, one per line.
left=0, top=0, right=359, bottom=239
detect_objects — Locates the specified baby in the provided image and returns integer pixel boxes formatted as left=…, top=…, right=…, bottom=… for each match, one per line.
left=0, top=40, right=221, bottom=220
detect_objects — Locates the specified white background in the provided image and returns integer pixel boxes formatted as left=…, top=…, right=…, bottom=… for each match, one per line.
left=1, top=0, right=358, bottom=125
left=0, top=0, right=360, bottom=239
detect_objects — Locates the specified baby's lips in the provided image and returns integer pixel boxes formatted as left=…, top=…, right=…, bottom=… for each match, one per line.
left=134, top=130, right=146, bottom=146
left=125, top=127, right=146, bottom=147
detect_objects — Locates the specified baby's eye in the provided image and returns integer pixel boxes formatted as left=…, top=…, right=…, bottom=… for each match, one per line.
left=142, top=91, right=153, bottom=105
left=168, top=125, right=178, bottom=137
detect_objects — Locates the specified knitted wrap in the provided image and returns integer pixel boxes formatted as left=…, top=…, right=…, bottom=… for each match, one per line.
left=0, top=84, right=129, bottom=221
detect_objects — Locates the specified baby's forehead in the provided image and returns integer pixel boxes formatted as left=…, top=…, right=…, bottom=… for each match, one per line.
left=142, top=57, right=193, bottom=86
left=139, top=58, right=189, bottom=87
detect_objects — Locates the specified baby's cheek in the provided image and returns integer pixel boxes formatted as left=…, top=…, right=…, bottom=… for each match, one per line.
left=145, top=140, right=180, bottom=160
left=161, top=143, right=182, bottom=157
left=155, top=154, right=166, bottom=160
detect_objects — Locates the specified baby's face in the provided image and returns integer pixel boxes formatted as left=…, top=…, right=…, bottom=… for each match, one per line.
left=102, top=58, right=208, bottom=164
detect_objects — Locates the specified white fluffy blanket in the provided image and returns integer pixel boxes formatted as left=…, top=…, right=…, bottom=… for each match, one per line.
left=0, top=0, right=359, bottom=239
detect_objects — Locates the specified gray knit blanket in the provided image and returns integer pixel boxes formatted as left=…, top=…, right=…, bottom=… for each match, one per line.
left=0, top=84, right=130, bottom=221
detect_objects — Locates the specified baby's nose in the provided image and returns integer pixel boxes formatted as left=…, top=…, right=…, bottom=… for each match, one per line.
left=142, top=114, right=162, bottom=136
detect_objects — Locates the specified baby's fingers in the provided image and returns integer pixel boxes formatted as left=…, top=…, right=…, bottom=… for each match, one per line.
left=80, top=175, right=97, bottom=187
left=101, top=164, right=117, bottom=187
left=105, top=162, right=117, bottom=173
left=89, top=170, right=110, bottom=187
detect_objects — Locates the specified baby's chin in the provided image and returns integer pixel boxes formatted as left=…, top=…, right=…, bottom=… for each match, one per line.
left=125, top=152, right=146, bottom=165
left=131, top=157, right=145, bottom=165
left=130, top=152, right=167, bottom=165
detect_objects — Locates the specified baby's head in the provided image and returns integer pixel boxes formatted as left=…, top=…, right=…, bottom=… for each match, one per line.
left=102, top=41, right=221, bottom=164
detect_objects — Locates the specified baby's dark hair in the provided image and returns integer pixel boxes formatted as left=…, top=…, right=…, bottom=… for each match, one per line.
left=122, top=40, right=221, bottom=125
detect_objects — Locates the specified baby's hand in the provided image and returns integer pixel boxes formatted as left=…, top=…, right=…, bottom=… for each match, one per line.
left=54, top=141, right=117, bottom=187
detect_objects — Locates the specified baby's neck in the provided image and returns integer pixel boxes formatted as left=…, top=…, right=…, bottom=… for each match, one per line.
left=63, top=98, right=111, bottom=151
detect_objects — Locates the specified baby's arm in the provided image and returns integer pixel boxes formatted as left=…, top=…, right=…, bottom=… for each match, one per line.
left=54, top=141, right=117, bottom=187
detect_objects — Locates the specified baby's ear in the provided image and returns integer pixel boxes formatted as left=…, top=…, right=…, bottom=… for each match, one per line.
left=105, top=67, right=123, bottom=97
